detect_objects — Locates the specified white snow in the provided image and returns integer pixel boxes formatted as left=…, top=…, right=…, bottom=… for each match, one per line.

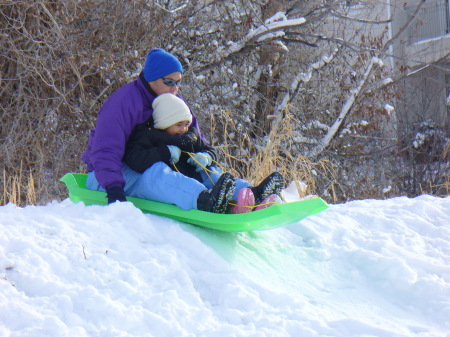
left=1, top=194, right=450, bottom=337
left=256, top=30, right=285, bottom=42
left=385, top=104, right=395, bottom=115
left=265, top=11, right=287, bottom=25
left=217, top=17, right=306, bottom=59
left=382, top=186, right=392, bottom=194
left=372, top=57, right=384, bottom=67
left=380, top=77, right=393, bottom=85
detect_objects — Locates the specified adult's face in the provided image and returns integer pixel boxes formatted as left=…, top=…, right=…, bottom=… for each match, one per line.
left=149, top=72, right=182, bottom=96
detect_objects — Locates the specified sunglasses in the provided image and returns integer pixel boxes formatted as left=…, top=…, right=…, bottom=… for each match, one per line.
left=162, top=78, right=181, bottom=87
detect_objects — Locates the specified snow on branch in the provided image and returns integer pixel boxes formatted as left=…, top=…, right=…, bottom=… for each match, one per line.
left=212, top=13, right=306, bottom=61
left=265, top=11, right=287, bottom=24
left=155, top=0, right=189, bottom=13
left=246, top=16, right=306, bottom=43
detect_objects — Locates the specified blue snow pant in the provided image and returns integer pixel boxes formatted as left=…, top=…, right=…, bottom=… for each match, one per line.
left=86, top=162, right=251, bottom=210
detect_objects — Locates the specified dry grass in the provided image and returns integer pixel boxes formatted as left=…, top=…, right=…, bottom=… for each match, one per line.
left=211, top=108, right=338, bottom=202
left=2, top=167, right=36, bottom=206
left=424, top=141, right=450, bottom=196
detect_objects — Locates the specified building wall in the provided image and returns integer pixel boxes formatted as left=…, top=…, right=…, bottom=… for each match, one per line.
left=391, top=0, right=450, bottom=68
left=326, top=1, right=449, bottom=132
left=390, top=0, right=450, bottom=131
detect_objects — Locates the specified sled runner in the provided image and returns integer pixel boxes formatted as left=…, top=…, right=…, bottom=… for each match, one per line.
left=61, top=173, right=328, bottom=232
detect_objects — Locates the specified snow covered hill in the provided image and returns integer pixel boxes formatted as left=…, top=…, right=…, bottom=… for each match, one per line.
left=1, top=195, right=449, bottom=336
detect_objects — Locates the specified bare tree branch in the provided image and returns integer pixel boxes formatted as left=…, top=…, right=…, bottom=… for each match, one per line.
left=310, top=57, right=381, bottom=157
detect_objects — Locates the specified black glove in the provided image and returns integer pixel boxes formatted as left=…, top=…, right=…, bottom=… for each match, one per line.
left=106, top=186, right=127, bottom=204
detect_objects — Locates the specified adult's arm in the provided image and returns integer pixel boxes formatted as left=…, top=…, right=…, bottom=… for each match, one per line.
left=89, top=87, right=146, bottom=189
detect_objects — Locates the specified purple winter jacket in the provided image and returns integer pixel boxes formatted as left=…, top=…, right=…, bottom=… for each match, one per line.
left=82, top=73, right=203, bottom=190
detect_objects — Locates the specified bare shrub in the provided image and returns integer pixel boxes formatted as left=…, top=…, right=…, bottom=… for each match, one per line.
left=1, top=0, right=164, bottom=205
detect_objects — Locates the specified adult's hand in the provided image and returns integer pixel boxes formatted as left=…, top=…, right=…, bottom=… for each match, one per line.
left=106, top=186, right=127, bottom=204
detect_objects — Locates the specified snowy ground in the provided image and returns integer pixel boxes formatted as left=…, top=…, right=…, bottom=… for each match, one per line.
left=1, top=192, right=449, bottom=337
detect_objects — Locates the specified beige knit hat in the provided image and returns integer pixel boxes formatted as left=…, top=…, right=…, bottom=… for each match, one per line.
left=152, top=93, right=192, bottom=130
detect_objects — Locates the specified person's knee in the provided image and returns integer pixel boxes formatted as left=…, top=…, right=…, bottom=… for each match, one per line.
left=154, top=161, right=171, bottom=172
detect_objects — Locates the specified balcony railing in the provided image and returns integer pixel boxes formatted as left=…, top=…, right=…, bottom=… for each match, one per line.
left=406, top=0, right=450, bottom=43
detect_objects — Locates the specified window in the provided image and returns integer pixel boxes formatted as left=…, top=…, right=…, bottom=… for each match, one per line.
left=406, top=0, right=450, bottom=43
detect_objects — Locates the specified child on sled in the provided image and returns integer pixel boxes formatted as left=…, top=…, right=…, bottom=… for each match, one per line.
left=122, top=93, right=284, bottom=213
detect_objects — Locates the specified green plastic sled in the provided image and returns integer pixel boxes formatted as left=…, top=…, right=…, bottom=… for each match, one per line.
left=61, top=173, right=328, bottom=232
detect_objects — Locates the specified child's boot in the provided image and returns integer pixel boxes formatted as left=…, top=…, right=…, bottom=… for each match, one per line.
left=253, top=194, right=281, bottom=211
left=231, top=188, right=255, bottom=214
left=197, top=173, right=236, bottom=213
left=251, top=172, right=284, bottom=205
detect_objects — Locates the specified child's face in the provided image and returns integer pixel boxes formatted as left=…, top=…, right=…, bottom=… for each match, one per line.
left=165, top=120, right=191, bottom=135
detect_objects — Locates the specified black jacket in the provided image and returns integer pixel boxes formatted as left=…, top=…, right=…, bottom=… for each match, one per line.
left=124, top=124, right=217, bottom=182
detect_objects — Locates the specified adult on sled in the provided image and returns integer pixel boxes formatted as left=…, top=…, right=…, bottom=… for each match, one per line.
left=122, top=93, right=285, bottom=213
left=82, top=48, right=201, bottom=203
left=82, top=48, right=284, bottom=212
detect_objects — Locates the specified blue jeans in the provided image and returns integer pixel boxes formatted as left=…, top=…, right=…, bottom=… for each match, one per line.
left=87, top=162, right=251, bottom=210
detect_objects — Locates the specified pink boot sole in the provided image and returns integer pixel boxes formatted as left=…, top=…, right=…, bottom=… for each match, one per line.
left=231, top=188, right=255, bottom=214
left=253, top=194, right=279, bottom=211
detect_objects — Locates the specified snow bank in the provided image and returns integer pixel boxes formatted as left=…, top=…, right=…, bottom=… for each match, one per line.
left=1, top=195, right=449, bottom=336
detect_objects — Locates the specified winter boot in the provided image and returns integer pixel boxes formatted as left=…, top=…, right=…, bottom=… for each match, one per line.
left=253, top=194, right=281, bottom=211
left=251, top=172, right=284, bottom=205
left=197, top=173, right=236, bottom=213
left=231, top=188, right=255, bottom=214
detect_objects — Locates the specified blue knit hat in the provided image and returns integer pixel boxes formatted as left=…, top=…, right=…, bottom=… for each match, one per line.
left=142, top=49, right=183, bottom=82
